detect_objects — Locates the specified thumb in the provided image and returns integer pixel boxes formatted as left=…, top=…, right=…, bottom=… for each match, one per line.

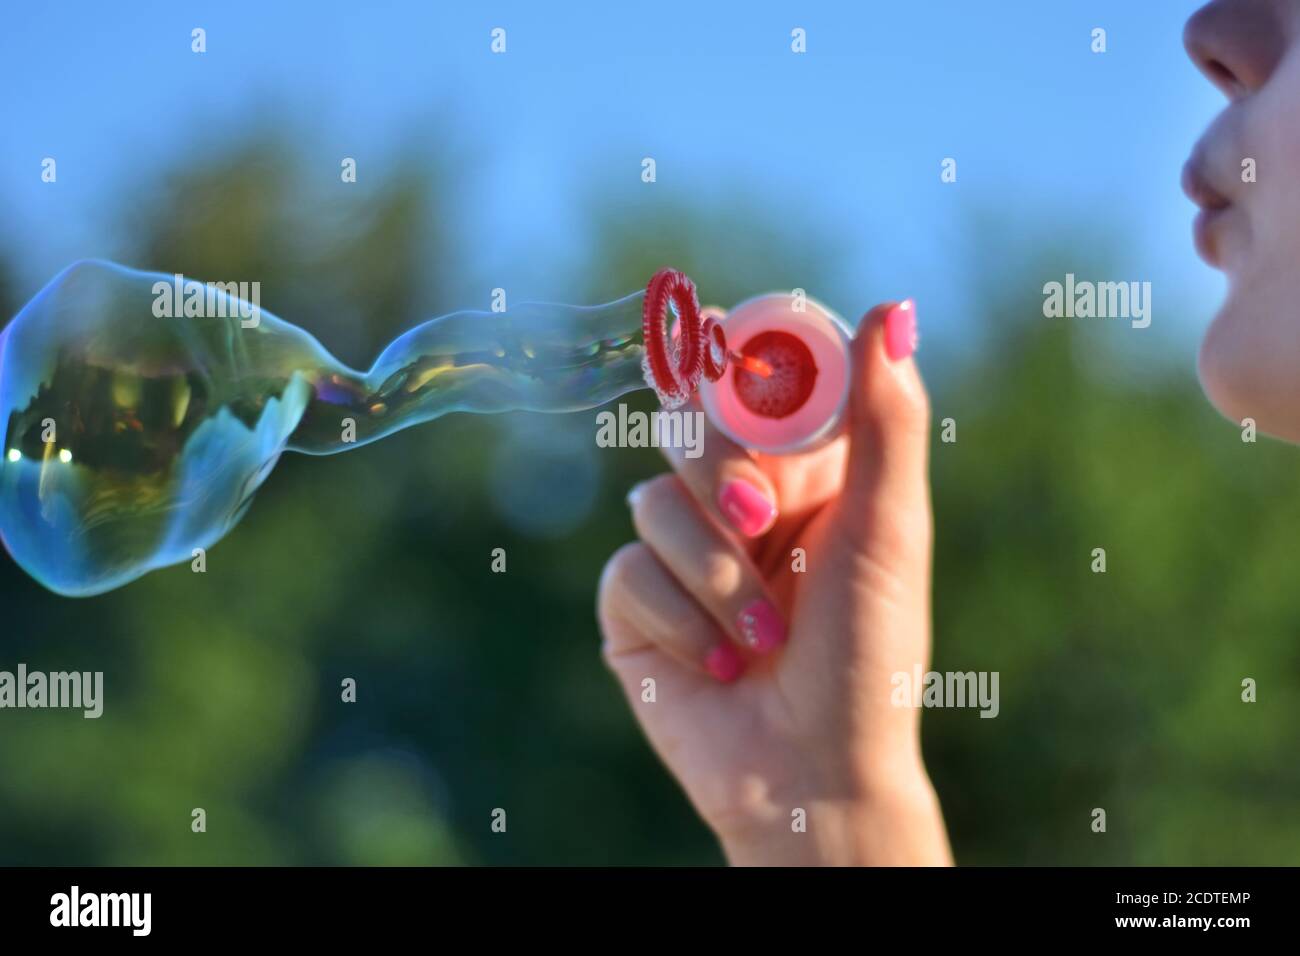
left=836, top=300, right=932, bottom=549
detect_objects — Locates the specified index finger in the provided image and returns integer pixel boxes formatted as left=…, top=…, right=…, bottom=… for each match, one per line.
left=659, top=405, right=779, bottom=541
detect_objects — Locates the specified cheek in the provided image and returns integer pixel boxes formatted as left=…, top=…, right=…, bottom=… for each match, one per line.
left=1246, top=58, right=1300, bottom=254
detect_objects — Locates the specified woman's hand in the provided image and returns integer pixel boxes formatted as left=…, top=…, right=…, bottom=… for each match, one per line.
left=597, top=301, right=952, bottom=866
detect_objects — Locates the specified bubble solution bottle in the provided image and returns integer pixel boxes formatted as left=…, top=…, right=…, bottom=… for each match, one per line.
left=699, top=293, right=852, bottom=455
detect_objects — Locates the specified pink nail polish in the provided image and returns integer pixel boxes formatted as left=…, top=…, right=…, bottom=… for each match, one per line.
left=884, top=299, right=918, bottom=361
left=704, top=643, right=744, bottom=683
left=718, top=479, right=776, bottom=538
left=736, top=599, right=786, bottom=655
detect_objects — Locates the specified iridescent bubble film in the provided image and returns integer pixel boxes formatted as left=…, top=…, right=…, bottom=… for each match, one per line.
left=0, top=260, right=650, bottom=596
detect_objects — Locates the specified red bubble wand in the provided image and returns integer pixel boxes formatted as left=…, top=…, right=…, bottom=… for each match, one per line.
left=641, top=268, right=776, bottom=409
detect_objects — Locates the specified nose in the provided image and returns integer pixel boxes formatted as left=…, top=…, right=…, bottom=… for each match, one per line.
left=1184, top=0, right=1288, bottom=99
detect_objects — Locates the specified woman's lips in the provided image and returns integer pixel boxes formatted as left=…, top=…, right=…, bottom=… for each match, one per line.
left=1182, top=156, right=1234, bottom=266
left=1181, top=157, right=1231, bottom=211
left=1192, top=207, right=1233, bottom=266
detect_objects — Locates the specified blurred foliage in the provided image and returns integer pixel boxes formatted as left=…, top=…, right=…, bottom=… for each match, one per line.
left=928, top=282, right=1300, bottom=864
left=1, top=134, right=1298, bottom=866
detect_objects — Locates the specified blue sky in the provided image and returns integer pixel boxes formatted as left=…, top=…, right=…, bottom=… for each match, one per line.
left=0, top=0, right=1220, bottom=360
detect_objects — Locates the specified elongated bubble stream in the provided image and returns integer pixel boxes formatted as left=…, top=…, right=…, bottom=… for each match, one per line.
left=0, top=260, right=721, bottom=596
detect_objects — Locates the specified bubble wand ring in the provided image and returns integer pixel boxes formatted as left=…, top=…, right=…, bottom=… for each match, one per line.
left=641, top=268, right=728, bottom=408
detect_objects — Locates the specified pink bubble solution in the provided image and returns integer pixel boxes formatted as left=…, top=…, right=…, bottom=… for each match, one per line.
left=700, top=293, right=851, bottom=455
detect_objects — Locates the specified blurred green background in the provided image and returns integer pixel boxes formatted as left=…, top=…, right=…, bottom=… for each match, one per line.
left=1, top=132, right=1297, bottom=866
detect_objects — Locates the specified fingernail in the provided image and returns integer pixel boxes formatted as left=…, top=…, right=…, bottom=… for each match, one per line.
left=626, top=482, right=646, bottom=508
left=884, top=299, right=918, bottom=361
left=704, top=643, right=745, bottom=683
left=718, top=479, right=776, bottom=537
left=736, top=599, right=786, bottom=655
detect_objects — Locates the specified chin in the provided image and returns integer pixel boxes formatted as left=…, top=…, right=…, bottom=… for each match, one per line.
left=1197, top=294, right=1300, bottom=442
